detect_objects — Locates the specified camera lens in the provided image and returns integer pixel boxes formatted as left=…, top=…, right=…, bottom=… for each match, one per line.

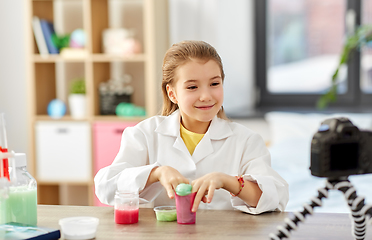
left=330, top=142, right=359, bottom=171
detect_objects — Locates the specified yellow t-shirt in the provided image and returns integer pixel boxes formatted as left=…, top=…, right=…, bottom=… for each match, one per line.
left=180, top=124, right=205, bottom=155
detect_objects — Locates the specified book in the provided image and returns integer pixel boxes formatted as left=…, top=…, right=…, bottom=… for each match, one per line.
left=39, top=19, right=59, bottom=54
left=0, top=222, right=60, bottom=240
left=32, top=16, right=49, bottom=55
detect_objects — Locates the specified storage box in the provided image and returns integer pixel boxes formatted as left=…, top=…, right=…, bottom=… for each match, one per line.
left=93, top=122, right=137, bottom=206
left=35, top=121, right=92, bottom=182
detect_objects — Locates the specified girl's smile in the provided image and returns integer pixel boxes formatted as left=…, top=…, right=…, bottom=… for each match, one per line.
left=166, top=59, right=224, bottom=134
left=195, top=104, right=215, bottom=110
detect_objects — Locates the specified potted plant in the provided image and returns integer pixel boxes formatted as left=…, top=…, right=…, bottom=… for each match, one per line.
left=68, top=78, right=86, bottom=119
left=317, top=24, right=372, bottom=109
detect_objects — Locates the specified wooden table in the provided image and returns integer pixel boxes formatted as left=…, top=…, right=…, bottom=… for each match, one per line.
left=37, top=205, right=371, bottom=240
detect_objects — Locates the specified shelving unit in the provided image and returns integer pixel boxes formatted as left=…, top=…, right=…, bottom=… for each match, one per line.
left=26, top=0, right=169, bottom=205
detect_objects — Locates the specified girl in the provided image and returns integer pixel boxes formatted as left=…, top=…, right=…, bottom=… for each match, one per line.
left=94, top=40, right=288, bottom=214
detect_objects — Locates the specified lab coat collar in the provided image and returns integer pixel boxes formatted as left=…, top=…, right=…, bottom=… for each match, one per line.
left=155, top=110, right=181, bottom=137
left=208, top=115, right=234, bottom=140
left=155, top=110, right=234, bottom=163
left=155, top=109, right=233, bottom=140
left=155, top=110, right=187, bottom=155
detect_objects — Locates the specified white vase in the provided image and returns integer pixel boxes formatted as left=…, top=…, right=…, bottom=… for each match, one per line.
left=68, top=94, right=86, bottom=119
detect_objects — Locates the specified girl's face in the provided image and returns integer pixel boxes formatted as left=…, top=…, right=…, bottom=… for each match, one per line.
left=166, top=59, right=224, bottom=134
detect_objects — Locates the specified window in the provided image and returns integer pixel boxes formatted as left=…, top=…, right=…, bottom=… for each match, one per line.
left=361, top=0, right=372, bottom=94
left=255, top=0, right=372, bottom=110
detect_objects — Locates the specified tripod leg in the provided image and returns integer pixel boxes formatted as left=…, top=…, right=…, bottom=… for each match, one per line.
left=268, top=182, right=331, bottom=240
left=331, top=180, right=367, bottom=240
left=269, top=178, right=372, bottom=240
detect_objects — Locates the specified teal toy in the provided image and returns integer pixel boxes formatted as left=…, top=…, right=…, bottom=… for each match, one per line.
left=175, top=183, right=192, bottom=196
left=115, top=103, right=146, bottom=117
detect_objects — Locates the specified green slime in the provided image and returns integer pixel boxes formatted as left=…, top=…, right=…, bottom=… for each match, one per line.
left=175, top=183, right=192, bottom=196
left=0, top=186, right=37, bottom=225
left=155, top=211, right=177, bottom=222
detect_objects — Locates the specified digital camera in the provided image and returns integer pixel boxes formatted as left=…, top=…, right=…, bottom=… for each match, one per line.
left=310, top=117, right=372, bottom=178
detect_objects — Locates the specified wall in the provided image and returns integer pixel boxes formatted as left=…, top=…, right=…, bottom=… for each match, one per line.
left=168, top=0, right=256, bottom=116
left=0, top=1, right=29, bottom=155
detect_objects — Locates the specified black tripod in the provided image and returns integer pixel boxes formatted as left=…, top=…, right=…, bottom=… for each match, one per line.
left=269, top=177, right=372, bottom=240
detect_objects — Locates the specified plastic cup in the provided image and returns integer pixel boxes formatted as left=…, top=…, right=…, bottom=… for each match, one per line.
left=153, top=206, right=177, bottom=222
left=175, top=192, right=196, bottom=224
left=59, top=216, right=99, bottom=240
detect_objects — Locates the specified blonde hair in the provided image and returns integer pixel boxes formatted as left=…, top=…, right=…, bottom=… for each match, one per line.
left=161, top=40, right=227, bottom=119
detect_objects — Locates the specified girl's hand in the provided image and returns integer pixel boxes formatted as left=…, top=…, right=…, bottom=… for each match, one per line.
left=190, top=172, right=227, bottom=212
left=152, top=166, right=189, bottom=199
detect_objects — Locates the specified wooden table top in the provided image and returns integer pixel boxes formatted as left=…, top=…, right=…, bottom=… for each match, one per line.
left=37, top=205, right=371, bottom=240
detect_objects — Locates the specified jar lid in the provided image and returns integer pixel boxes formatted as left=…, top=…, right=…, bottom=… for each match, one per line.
left=14, top=153, right=27, bottom=167
left=115, top=189, right=139, bottom=194
left=59, top=216, right=99, bottom=240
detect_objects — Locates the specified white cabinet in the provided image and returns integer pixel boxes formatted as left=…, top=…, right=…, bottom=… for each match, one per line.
left=35, top=121, right=91, bottom=182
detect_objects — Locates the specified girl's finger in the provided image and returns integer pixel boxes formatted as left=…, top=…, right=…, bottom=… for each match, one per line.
left=173, top=177, right=189, bottom=190
left=164, top=184, right=175, bottom=199
left=192, top=185, right=206, bottom=212
left=191, top=180, right=201, bottom=193
left=207, top=185, right=215, bottom=203
left=171, top=182, right=179, bottom=195
left=183, top=177, right=190, bottom=184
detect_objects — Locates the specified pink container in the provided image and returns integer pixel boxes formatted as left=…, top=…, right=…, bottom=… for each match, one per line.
left=175, top=192, right=196, bottom=224
left=115, top=208, right=139, bottom=224
left=93, top=122, right=137, bottom=206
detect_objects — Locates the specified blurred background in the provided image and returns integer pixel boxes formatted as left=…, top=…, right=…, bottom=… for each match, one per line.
left=0, top=0, right=372, bottom=212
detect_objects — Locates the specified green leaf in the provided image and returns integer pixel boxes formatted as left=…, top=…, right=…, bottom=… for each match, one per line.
left=70, top=78, right=86, bottom=94
left=317, top=24, right=372, bottom=110
left=52, top=33, right=71, bottom=50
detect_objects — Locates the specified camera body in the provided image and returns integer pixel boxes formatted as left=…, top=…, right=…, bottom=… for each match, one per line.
left=310, top=117, right=372, bottom=178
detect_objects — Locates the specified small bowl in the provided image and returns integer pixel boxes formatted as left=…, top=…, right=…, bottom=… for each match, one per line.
left=154, top=206, right=177, bottom=222
left=59, top=216, right=99, bottom=239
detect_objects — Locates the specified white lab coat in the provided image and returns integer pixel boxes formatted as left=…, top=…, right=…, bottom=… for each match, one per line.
left=94, top=110, right=288, bottom=214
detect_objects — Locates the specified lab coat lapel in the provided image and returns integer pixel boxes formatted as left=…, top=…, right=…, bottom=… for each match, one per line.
left=173, top=136, right=189, bottom=154
left=155, top=110, right=190, bottom=156
left=192, top=116, right=233, bottom=164
left=192, top=131, right=213, bottom=164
